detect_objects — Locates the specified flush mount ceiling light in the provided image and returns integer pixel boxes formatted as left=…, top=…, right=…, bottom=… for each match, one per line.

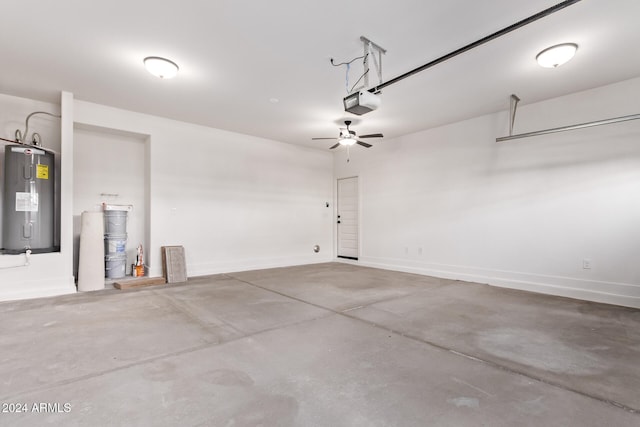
left=536, top=43, right=578, bottom=68
left=143, top=56, right=179, bottom=79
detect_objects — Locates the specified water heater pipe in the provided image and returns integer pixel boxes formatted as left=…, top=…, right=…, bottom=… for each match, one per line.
left=15, top=111, right=61, bottom=145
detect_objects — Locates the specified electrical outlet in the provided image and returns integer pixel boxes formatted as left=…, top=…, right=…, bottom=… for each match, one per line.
left=418, top=247, right=423, bottom=255
left=404, top=247, right=409, bottom=255
left=583, top=259, right=592, bottom=270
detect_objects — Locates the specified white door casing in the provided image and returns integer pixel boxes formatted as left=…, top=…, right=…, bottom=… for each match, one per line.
left=337, top=177, right=358, bottom=260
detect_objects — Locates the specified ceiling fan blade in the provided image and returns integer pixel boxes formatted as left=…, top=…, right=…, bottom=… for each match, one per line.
left=329, top=143, right=341, bottom=149
left=312, top=137, right=337, bottom=140
left=357, top=140, right=372, bottom=148
left=359, top=133, right=384, bottom=138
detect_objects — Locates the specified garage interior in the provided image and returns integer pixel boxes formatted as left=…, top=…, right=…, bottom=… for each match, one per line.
left=1, top=0, right=639, bottom=425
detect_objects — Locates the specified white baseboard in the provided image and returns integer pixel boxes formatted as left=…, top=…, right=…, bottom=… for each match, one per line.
left=353, top=257, right=640, bottom=309
left=0, top=276, right=76, bottom=302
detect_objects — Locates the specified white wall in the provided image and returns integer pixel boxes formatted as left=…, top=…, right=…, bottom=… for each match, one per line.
left=4, top=76, right=638, bottom=306
left=335, top=77, right=640, bottom=308
left=1, top=93, right=333, bottom=301
left=0, top=92, right=76, bottom=301
left=74, top=101, right=334, bottom=278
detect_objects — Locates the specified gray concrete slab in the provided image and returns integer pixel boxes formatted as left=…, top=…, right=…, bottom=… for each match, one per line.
left=230, top=262, right=442, bottom=311
left=349, top=278, right=640, bottom=410
left=0, top=262, right=638, bottom=426
left=3, top=314, right=638, bottom=427
left=0, top=291, right=237, bottom=398
left=156, top=276, right=331, bottom=335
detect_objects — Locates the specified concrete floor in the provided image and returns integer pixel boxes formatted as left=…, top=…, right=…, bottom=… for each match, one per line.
left=0, top=263, right=638, bottom=426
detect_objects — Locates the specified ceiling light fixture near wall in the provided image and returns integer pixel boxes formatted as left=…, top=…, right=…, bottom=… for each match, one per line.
left=536, top=43, right=578, bottom=68
left=143, top=56, right=179, bottom=79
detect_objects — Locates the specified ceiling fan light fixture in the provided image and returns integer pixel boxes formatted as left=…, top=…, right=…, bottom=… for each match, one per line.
left=536, top=43, right=578, bottom=68
left=339, top=137, right=356, bottom=146
left=144, top=56, right=179, bottom=79
left=312, top=120, right=382, bottom=149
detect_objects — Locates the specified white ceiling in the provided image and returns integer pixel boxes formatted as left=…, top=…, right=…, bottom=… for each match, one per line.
left=2, top=0, right=639, bottom=149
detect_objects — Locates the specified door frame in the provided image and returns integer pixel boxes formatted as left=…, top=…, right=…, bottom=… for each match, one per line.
left=335, top=175, right=360, bottom=261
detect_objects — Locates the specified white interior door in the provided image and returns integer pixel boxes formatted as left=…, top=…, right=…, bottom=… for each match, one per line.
left=337, top=177, right=358, bottom=260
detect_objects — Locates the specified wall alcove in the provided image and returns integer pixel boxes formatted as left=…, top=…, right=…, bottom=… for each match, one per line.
left=72, top=123, right=150, bottom=280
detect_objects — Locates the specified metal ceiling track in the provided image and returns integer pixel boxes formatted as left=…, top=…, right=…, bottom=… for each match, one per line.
left=497, top=94, right=640, bottom=142
left=497, top=115, right=640, bottom=143
left=367, top=0, right=582, bottom=94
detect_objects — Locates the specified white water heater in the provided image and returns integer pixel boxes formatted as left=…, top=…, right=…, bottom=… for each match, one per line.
left=2, top=144, right=57, bottom=254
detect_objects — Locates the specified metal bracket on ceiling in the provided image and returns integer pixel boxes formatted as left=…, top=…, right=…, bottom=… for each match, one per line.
left=509, top=94, right=520, bottom=136
left=359, top=36, right=386, bottom=93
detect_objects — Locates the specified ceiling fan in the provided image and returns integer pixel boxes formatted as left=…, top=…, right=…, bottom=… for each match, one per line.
left=312, top=120, right=383, bottom=149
